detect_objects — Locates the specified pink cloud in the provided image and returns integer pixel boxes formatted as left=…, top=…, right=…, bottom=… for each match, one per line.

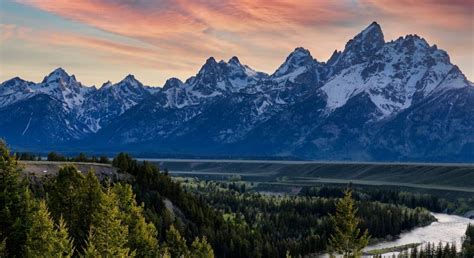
left=361, top=0, right=473, bottom=29
left=15, top=0, right=356, bottom=57
left=9, top=0, right=474, bottom=83
left=0, top=23, right=33, bottom=41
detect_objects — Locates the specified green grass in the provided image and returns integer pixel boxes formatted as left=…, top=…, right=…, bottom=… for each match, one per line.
left=153, top=160, right=474, bottom=189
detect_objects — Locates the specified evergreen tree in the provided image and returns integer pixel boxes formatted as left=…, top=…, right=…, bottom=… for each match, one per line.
left=83, top=229, right=100, bottom=258
left=463, top=224, right=474, bottom=258
left=166, top=225, right=189, bottom=257
left=436, top=242, right=443, bottom=258
left=0, top=238, right=6, bottom=257
left=55, top=216, right=75, bottom=257
left=48, top=165, right=85, bottom=243
left=450, top=242, right=457, bottom=257
left=190, top=236, right=214, bottom=258
left=112, top=153, right=134, bottom=173
left=328, top=189, right=370, bottom=258
left=85, top=185, right=131, bottom=257
left=410, top=245, right=418, bottom=258
left=161, top=248, right=172, bottom=258
left=0, top=140, right=34, bottom=256
left=76, top=170, right=103, bottom=248
left=25, top=200, right=74, bottom=257
left=113, top=183, right=159, bottom=257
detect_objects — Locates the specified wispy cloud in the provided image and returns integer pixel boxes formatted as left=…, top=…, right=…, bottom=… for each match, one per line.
left=361, top=0, right=473, bottom=29
left=4, top=0, right=473, bottom=85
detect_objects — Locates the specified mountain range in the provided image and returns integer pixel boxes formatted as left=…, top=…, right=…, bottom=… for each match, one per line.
left=1, top=22, right=473, bottom=161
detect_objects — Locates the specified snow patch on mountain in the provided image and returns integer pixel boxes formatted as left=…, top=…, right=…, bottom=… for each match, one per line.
left=322, top=34, right=470, bottom=118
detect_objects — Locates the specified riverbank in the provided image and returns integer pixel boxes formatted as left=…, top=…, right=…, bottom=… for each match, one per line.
left=363, top=213, right=473, bottom=256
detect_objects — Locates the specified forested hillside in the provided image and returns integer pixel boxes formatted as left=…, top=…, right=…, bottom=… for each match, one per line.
left=1, top=141, right=471, bottom=257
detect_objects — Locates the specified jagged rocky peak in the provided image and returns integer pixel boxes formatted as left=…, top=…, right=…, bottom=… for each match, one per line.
left=391, top=34, right=442, bottom=57
left=1, top=77, right=29, bottom=88
left=331, top=22, right=385, bottom=71
left=0, top=77, right=34, bottom=100
left=198, top=57, right=219, bottom=75
left=379, top=33, right=453, bottom=72
left=42, top=67, right=76, bottom=84
left=105, top=74, right=149, bottom=95
left=227, top=56, right=247, bottom=70
left=100, top=81, right=113, bottom=88
left=163, top=77, right=184, bottom=90
left=2, top=76, right=24, bottom=84
left=188, top=55, right=267, bottom=95
left=350, top=21, right=385, bottom=49
left=286, top=47, right=314, bottom=64
left=228, top=56, right=241, bottom=65
left=327, top=50, right=342, bottom=65
left=119, top=74, right=142, bottom=86
left=272, top=47, right=318, bottom=78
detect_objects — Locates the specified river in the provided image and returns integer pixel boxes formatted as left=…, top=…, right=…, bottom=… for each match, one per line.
left=318, top=213, right=472, bottom=257
left=363, top=213, right=473, bottom=257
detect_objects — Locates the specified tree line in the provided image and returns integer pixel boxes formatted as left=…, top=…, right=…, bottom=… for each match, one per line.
left=182, top=180, right=435, bottom=256
left=2, top=140, right=471, bottom=257
left=47, top=152, right=110, bottom=164
left=0, top=141, right=213, bottom=257
left=301, top=185, right=474, bottom=215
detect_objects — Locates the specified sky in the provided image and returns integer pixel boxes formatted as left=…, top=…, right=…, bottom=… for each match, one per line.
left=0, top=0, right=473, bottom=87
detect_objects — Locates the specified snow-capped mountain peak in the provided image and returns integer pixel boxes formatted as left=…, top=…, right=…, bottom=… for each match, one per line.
left=277, top=47, right=314, bottom=72
left=188, top=56, right=265, bottom=94
left=330, top=22, right=385, bottom=73
left=198, top=57, right=218, bottom=75
left=360, top=22, right=383, bottom=39
left=117, top=74, right=142, bottom=87
left=101, top=81, right=113, bottom=88
left=351, top=21, right=384, bottom=50
left=1, top=21, right=472, bottom=162
left=1, top=77, right=30, bottom=89
left=228, top=56, right=241, bottom=65
left=163, top=78, right=185, bottom=91
left=78, top=74, right=152, bottom=132
left=0, top=77, right=36, bottom=108
left=271, top=47, right=326, bottom=84
left=322, top=24, right=470, bottom=118
left=42, top=67, right=76, bottom=84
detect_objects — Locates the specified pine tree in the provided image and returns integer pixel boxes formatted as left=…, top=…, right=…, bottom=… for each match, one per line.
left=328, top=188, right=370, bottom=258
left=442, top=242, right=451, bottom=258
left=25, top=200, right=74, bottom=257
left=161, top=248, right=172, bottom=258
left=83, top=229, right=100, bottom=258
left=48, top=165, right=85, bottom=246
left=436, top=242, right=443, bottom=258
left=165, top=225, right=189, bottom=257
left=0, top=238, right=6, bottom=257
left=76, top=170, right=103, bottom=248
left=410, top=245, right=417, bottom=258
left=112, top=153, right=133, bottom=173
left=190, top=236, right=214, bottom=258
left=450, top=242, right=457, bottom=257
left=0, top=140, right=34, bottom=256
left=84, top=185, right=131, bottom=257
left=463, top=224, right=474, bottom=257
left=55, top=216, right=75, bottom=257
left=113, top=183, right=159, bottom=257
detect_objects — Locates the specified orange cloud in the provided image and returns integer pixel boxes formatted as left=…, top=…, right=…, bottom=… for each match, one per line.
left=361, top=0, right=473, bottom=29
left=9, top=0, right=474, bottom=83
left=15, top=0, right=356, bottom=57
